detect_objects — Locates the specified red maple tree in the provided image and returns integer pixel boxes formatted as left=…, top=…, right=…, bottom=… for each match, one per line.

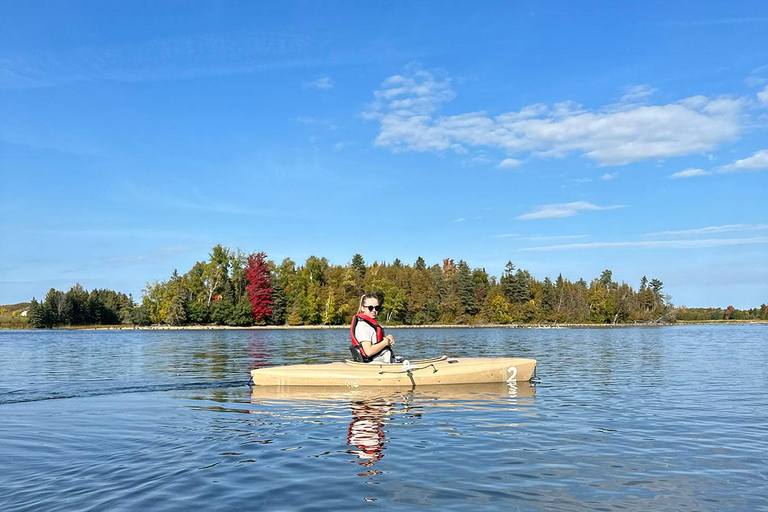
left=245, top=252, right=273, bottom=323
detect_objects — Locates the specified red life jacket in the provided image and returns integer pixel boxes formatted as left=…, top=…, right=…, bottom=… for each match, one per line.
left=350, top=313, right=384, bottom=358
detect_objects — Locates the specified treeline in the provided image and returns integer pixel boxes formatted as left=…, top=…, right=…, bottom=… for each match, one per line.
left=26, top=245, right=767, bottom=328
left=135, top=244, right=680, bottom=326
left=676, top=305, right=768, bottom=321
left=27, top=285, right=137, bottom=328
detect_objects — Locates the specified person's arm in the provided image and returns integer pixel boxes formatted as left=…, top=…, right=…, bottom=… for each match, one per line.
left=361, top=337, right=392, bottom=356
left=357, top=323, right=393, bottom=356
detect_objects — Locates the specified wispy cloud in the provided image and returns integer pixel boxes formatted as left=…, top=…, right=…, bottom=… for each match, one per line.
left=105, top=245, right=201, bottom=265
left=759, top=85, right=768, bottom=106
left=644, top=224, right=768, bottom=237
left=452, top=217, right=466, bottom=223
left=498, top=158, right=521, bottom=169
left=524, top=234, right=589, bottom=241
left=305, top=76, right=335, bottom=90
left=669, top=168, right=710, bottom=179
left=0, top=32, right=316, bottom=90
left=366, top=67, right=743, bottom=166
left=664, top=17, right=768, bottom=27
left=601, top=172, right=617, bottom=180
left=620, top=84, right=657, bottom=104
left=295, top=115, right=337, bottom=130
left=492, top=233, right=588, bottom=241
left=516, top=201, right=624, bottom=220
left=718, top=149, right=768, bottom=173
left=522, top=236, right=768, bottom=252
left=8, top=227, right=201, bottom=240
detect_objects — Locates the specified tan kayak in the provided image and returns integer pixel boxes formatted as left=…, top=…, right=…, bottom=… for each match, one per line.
left=250, top=380, right=537, bottom=401
left=249, top=355, right=536, bottom=388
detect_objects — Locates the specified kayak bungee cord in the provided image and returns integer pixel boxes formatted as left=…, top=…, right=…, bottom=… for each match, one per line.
left=376, top=360, right=438, bottom=389
left=377, top=360, right=439, bottom=376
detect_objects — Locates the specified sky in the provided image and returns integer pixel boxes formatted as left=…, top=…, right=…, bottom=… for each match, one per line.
left=1, top=1, right=767, bottom=308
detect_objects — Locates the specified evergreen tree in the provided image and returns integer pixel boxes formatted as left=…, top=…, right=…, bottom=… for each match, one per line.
left=541, top=277, right=556, bottom=318
left=65, top=284, right=89, bottom=325
left=270, top=279, right=287, bottom=325
left=211, top=283, right=235, bottom=325
left=351, top=254, right=367, bottom=278
left=229, top=295, right=254, bottom=326
left=28, top=298, right=48, bottom=328
left=456, top=260, right=476, bottom=318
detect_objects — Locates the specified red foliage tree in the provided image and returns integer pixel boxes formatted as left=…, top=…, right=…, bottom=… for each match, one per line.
left=246, top=252, right=273, bottom=323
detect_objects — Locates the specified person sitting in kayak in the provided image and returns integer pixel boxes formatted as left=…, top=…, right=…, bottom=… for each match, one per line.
left=350, top=293, right=396, bottom=363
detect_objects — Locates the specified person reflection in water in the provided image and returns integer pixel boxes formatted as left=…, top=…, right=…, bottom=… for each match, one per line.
left=347, top=397, right=394, bottom=469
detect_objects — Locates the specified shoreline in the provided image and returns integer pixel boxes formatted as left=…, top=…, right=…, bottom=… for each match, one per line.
left=4, top=320, right=765, bottom=331
left=77, top=319, right=768, bottom=330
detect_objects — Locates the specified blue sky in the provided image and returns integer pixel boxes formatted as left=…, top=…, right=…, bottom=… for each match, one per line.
left=1, top=1, right=767, bottom=308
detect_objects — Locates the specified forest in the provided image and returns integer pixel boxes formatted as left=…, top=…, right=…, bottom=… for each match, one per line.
left=25, top=244, right=768, bottom=328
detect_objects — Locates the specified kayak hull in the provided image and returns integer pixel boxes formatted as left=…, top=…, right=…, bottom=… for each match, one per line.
left=249, top=356, right=536, bottom=387
left=250, top=381, right=537, bottom=401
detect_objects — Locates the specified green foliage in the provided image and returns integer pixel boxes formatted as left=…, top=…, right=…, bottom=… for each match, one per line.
left=27, top=285, right=136, bottom=328
left=18, top=244, right=743, bottom=329
left=135, top=247, right=689, bottom=326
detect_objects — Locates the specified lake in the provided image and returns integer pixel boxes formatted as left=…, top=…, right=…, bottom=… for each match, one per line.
left=1, top=325, right=766, bottom=511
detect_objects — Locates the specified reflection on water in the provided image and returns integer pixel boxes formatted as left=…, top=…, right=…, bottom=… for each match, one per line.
left=2, top=326, right=768, bottom=512
left=348, top=396, right=392, bottom=467
left=248, top=382, right=537, bottom=478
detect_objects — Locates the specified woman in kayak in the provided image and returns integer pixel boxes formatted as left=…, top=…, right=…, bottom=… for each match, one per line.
left=350, top=293, right=396, bottom=363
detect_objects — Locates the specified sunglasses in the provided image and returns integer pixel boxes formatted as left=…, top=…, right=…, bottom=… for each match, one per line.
left=364, top=305, right=382, bottom=312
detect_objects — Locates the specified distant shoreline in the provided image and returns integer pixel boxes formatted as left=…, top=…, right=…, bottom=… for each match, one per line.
left=3, top=320, right=765, bottom=331
left=77, top=320, right=768, bottom=330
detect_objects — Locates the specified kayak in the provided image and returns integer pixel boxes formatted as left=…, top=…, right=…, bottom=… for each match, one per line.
left=249, top=355, right=536, bottom=388
left=250, top=380, right=537, bottom=401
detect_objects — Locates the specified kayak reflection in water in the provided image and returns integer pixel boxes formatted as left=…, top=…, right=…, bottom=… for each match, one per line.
left=347, top=396, right=395, bottom=467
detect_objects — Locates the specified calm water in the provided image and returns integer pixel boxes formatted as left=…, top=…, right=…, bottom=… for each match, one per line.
left=1, top=325, right=766, bottom=511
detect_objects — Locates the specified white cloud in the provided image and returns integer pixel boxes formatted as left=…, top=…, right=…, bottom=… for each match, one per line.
left=645, top=224, right=768, bottom=237
left=516, top=201, right=624, bottom=220
left=759, top=85, right=768, bottom=106
left=713, top=149, right=768, bottom=174
left=305, top=76, right=335, bottom=90
left=522, top=236, right=768, bottom=252
left=452, top=218, right=466, bottom=223
left=366, top=68, right=743, bottom=166
left=747, top=66, right=768, bottom=88
left=669, top=168, right=710, bottom=179
left=720, top=149, right=768, bottom=172
left=601, top=173, right=616, bottom=180
left=613, top=84, right=657, bottom=109
left=498, top=158, right=521, bottom=169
